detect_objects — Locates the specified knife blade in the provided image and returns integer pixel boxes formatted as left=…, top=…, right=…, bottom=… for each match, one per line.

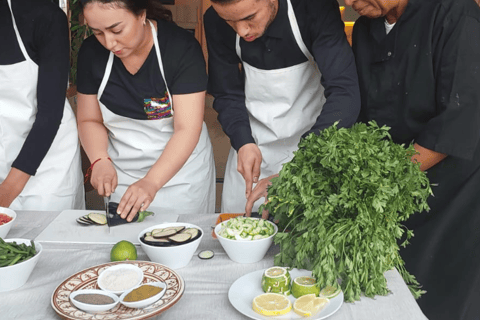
left=104, top=196, right=112, bottom=234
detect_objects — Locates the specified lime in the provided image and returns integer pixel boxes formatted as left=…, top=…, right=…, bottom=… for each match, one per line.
left=110, top=240, right=137, bottom=262
left=261, top=267, right=291, bottom=296
left=319, top=285, right=342, bottom=299
left=252, top=293, right=292, bottom=316
left=293, top=293, right=329, bottom=317
left=291, top=276, right=320, bottom=298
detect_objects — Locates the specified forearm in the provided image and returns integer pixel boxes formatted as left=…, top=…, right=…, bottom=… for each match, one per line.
left=412, top=143, right=447, bottom=171
left=144, top=127, right=201, bottom=190
left=0, top=168, right=31, bottom=207
left=78, top=121, right=110, bottom=162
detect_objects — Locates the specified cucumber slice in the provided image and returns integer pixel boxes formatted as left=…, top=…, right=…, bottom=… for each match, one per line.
left=198, top=250, right=214, bottom=260
left=88, top=213, right=107, bottom=225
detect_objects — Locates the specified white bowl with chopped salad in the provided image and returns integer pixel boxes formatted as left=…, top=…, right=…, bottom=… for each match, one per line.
left=0, top=207, right=16, bottom=239
left=215, top=217, right=278, bottom=264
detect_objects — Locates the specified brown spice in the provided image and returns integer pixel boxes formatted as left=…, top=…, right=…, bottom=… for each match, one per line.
left=124, top=284, right=163, bottom=302
left=74, top=293, right=115, bottom=305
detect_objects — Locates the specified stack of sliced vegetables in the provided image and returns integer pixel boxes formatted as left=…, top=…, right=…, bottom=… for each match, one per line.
left=141, top=226, right=202, bottom=247
left=217, top=217, right=275, bottom=240
left=76, top=213, right=107, bottom=226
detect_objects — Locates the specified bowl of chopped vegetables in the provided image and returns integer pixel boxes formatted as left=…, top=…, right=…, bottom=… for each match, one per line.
left=0, top=238, right=42, bottom=292
left=214, top=217, right=278, bottom=264
left=0, top=207, right=16, bottom=238
left=138, top=222, right=204, bottom=269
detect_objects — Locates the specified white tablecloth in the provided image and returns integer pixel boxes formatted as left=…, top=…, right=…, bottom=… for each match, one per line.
left=1, top=211, right=427, bottom=320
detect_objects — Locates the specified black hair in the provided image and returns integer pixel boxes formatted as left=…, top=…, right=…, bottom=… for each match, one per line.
left=80, top=0, right=173, bottom=22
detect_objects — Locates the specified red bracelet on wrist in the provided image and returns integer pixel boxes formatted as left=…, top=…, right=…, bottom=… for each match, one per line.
left=84, top=157, right=112, bottom=184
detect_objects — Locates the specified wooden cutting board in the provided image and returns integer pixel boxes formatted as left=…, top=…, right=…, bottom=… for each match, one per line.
left=35, top=210, right=179, bottom=245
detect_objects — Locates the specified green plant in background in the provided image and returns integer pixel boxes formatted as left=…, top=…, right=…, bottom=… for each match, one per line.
left=261, top=121, right=432, bottom=302
left=69, top=0, right=91, bottom=85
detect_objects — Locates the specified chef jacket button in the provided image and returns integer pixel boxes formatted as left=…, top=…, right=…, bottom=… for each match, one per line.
left=387, top=51, right=392, bottom=56
left=267, top=48, right=271, bottom=52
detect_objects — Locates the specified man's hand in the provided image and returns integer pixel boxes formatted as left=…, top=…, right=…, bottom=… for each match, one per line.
left=237, top=143, right=262, bottom=199
left=245, top=174, right=278, bottom=218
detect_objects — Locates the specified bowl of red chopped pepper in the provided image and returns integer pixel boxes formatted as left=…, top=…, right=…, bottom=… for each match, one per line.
left=0, top=207, right=16, bottom=238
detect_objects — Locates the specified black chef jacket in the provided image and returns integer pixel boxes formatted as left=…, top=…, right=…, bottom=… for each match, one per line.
left=204, top=0, right=360, bottom=151
left=352, top=0, right=480, bottom=319
left=0, top=0, right=70, bottom=175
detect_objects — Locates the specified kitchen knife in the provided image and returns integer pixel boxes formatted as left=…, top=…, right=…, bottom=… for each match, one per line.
left=104, top=196, right=112, bottom=234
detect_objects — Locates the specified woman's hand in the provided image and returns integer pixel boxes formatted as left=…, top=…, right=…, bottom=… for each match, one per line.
left=117, top=177, right=158, bottom=221
left=90, top=158, right=117, bottom=197
left=245, top=174, right=278, bottom=218
left=0, top=168, right=30, bottom=208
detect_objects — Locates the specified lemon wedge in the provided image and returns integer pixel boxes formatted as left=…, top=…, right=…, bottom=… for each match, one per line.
left=252, top=293, right=292, bottom=316
left=293, top=293, right=329, bottom=317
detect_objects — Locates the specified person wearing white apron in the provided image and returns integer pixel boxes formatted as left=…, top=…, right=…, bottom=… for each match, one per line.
left=78, top=1, right=215, bottom=219
left=0, top=0, right=84, bottom=210
left=205, top=0, right=360, bottom=214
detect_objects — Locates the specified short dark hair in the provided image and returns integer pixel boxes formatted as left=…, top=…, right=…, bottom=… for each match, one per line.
left=80, top=0, right=173, bottom=22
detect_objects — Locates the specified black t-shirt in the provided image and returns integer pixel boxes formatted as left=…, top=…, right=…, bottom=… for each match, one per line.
left=77, top=19, right=207, bottom=119
left=204, top=0, right=361, bottom=151
left=0, top=0, right=70, bottom=175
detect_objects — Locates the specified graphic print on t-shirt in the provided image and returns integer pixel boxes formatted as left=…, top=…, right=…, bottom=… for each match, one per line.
left=144, top=92, right=172, bottom=120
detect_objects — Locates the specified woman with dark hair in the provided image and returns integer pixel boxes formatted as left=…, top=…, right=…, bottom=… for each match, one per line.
left=77, top=0, right=216, bottom=219
left=0, top=0, right=84, bottom=210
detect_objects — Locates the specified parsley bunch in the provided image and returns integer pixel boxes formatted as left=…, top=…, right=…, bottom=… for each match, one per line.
left=261, top=121, right=432, bottom=302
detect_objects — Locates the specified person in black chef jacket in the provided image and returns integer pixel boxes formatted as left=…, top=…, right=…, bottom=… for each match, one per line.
left=0, top=0, right=84, bottom=210
left=346, top=0, right=480, bottom=318
left=204, top=0, right=361, bottom=216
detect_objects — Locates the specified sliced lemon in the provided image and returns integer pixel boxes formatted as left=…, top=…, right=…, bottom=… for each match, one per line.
left=291, top=276, right=320, bottom=298
left=252, top=293, right=292, bottom=316
left=319, top=285, right=342, bottom=299
left=261, top=267, right=291, bottom=295
left=293, top=293, right=329, bottom=317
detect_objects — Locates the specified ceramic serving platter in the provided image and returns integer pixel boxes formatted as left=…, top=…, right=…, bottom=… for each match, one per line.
left=51, top=261, right=184, bottom=320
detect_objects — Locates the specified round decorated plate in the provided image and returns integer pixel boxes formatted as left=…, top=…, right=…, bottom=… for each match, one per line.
left=51, top=261, right=184, bottom=320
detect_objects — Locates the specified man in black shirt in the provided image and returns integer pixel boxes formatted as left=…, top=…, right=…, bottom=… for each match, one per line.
left=205, top=0, right=360, bottom=215
left=347, top=0, right=480, bottom=318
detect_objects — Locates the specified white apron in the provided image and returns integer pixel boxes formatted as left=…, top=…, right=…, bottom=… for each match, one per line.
left=0, top=0, right=84, bottom=210
left=97, top=21, right=215, bottom=214
left=221, top=0, right=326, bottom=213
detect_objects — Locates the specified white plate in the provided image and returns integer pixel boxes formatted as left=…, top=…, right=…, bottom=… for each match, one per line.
left=228, top=268, right=343, bottom=320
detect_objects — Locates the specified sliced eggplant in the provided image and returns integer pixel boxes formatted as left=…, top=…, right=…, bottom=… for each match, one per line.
left=76, top=218, right=93, bottom=226
left=152, top=229, right=178, bottom=238
left=142, top=235, right=171, bottom=247
left=79, top=216, right=95, bottom=224
left=145, top=232, right=152, bottom=237
left=168, top=233, right=192, bottom=244
left=88, top=213, right=107, bottom=225
left=173, top=226, right=185, bottom=233
left=182, top=228, right=199, bottom=238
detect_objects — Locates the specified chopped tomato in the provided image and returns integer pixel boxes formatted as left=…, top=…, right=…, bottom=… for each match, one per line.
left=0, top=213, right=12, bottom=225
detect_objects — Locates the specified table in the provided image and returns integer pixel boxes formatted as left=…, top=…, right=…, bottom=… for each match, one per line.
left=1, top=211, right=428, bottom=320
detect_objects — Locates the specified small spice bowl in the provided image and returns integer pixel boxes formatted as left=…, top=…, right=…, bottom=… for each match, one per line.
left=119, top=281, right=166, bottom=309
left=70, top=289, right=119, bottom=313
left=97, top=264, right=144, bottom=295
